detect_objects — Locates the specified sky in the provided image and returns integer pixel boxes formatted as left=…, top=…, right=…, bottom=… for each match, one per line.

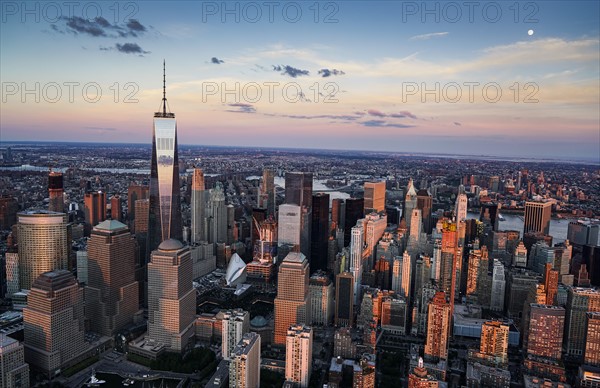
left=1, top=1, right=599, bottom=161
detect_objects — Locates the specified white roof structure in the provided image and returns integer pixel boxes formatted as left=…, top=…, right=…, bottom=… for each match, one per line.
left=225, top=253, right=247, bottom=286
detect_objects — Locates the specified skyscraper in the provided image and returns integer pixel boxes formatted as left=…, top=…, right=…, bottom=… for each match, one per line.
left=490, top=259, right=506, bottom=312
left=147, top=239, right=195, bottom=353
left=524, top=201, right=552, bottom=235
left=274, top=252, right=310, bottom=345
left=0, top=333, right=30, bottom=388
left=455, top=193, right=467, bottom=222
left=350, top=224, right=364, bottom=304
left=23, top=270, right=86, bottom=376
left=344, top=198, right=364, bottom=246
left=222, top=309, right=250, bottom=360
left=127, top=183, right=149, bottom=231
left=148, top=62, right=183, bottom=255
left=565, top=287, right=600, bottom=358
left=84, top=190, right=106, bottom=234
left=285, top=325, right=313, bottom=388
left=478, top=321, right=509, bottom=365
left=527, top=304, right=565, bottom=360
left=85, top=220, right=139, bottom=336
left=277, top=203, right=302, bottom=260
left=17, top=211, right=68, bottom=290
left=585, top=312, right=600, bottom=367
left=285, top=172, right=312, bottom=208
left=364, top=181, right=386, bottom=214
left=335, top=272, right=354, bottom=327
left=404, top=178, right=417, bottom=230
left=259, top=168, right=276, bottom=217
left=191, top=168, right=208, bottom=243
left=110, top=195, right=122, bottom=221
left=208, top=182, right=227, bottom=245
left=401, top=250, right=413, bottom=302
left=311, top=193, right=330, bottom=272
left=416, top=189, right=433, bottom=234
left=229, top=332, right=261, bottom=388
left=309, top=271, right=333, bottom=326
left=48, top=171, right=64, bottom=213
left=424, top=291, right=451, bottom=362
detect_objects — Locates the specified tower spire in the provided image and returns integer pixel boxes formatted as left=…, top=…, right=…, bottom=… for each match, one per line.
left=162, top=59, right=167, bottom=116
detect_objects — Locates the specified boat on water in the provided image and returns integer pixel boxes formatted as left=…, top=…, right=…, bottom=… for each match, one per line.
left=122, top=378, right=135, bottom=386
left=86, top=369, right=106, bottom=386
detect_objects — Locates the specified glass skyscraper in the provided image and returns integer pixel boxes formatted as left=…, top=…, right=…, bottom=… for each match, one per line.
left=148, top=62, right=182, bottom=255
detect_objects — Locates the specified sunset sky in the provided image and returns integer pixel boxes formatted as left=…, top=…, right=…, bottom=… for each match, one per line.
left=1, top=1, right=599, bottom=160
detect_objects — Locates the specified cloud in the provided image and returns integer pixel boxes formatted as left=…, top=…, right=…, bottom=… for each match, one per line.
left=84, top=126, right=117, bottom=131
left=454, top=122, right=462, bottom=126
left=367, top=109, right=418, bottom=119
left=272, top=65, right=310, bottom=78
left=318, top=68, right=345, bottom=77
left=211, top=57, right=225, bottom=64
left=226, top=103, right=256, bottom=113
left=409, top=32, right=449, bottom=41
left=55, top=17, right=148, bottom=38
left=100, top=43, right=150, bottom=55
left=362, top=120, right=414, bottom=128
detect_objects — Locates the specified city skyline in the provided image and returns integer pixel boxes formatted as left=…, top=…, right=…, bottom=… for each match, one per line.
left=1, top=1, right=599, bottom=160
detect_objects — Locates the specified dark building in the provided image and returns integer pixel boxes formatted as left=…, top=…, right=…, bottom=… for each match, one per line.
left=48, top=171, right=64, bottom=213
left=127, top=184, right=149, bottom=230
left=335, top=272, right=354, bottom=327
left=416, top=189, right=433, bottom=234
left=344, top=198, right=364, bottom=246
left=311, top=193, right=330, bottom=273
left=285, top=172, right=312, bottom=208
left=583, top=245, right=600, bottom=287
left=331, top=198, right=344, bottom=232
left=480, top=202, right=499, bottom=231
left=0, top=195, right=18, bottom=231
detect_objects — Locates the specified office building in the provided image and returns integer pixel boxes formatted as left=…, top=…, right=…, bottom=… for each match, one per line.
left=490, top=260, right=506, bottom=312
left=148, top=62, right=183, bottom=254
left=84, top=191, right=106, bottom=234
left=527, top=304, right=565, bottom=360
left=229, top=332, right=260, bottom=388
left=134, top=199, right=149, bottom=234
left=222, top=309, right=250, bottom=360
left=127, top=183, right=149, bottom=230
left=274, top=252, right=310, bottom=345
left=0, top=334, right=30, bottom=388
left=311, top=193, right=330, bottom=272
left=48, top=171, right=64, bottom=213
left=259, top=168, right=276, bottom=217
left=424, top=292, right=451, bottom=362
left=309, top=271, right=333, bottom=326
left=408, top=358, right=439, bottom=388
left=364, top=181, right=386, bottom=214
left=191, top=168, right=208, bottom=243
left=565, top=287, right=600, bottom=358
left=524, top=201, right=552, bottom=236
left=85, top=220, right=139, bottom=336
left=147, top=239, right=195, bottom=353
left=455, top=193, right=467, bottom=222
left=568, top=219, right=600, bottom=246
left=416, top=189, right=433, bottom=234
left=335, top=272, right=354, bottom=327
left=350, top=224, right=364, bottom=304
left=17, top=211, right=68, bottom=290
left=478, top=321, right=509, bottom=365
left=404, top=179, right=418, bottom=230
left=0, top=196, right=18, bottom=231
left=285, top=325, right=313, bottom=388
left=278, top=204, right=302, bottom=259
left=23, top=270, right=86, bottom=375
left=344, top=198, right=364, bottom=246
left=585, top=312, right=600, bottom=367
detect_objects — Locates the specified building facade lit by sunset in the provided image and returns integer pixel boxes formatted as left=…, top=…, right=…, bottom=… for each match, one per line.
left=17, top=211, right=68, bottom=290
left=148, top=62, right=183, bottom=255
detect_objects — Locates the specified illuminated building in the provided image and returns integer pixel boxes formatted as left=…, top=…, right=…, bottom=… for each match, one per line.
left=222, top=309, right=250, bottom=360
left=424, top=291, right=451, bottom=362
left=565, top=287, right=600, bottom=358
left=285, top=325, right=313, bottom=388
left=17, top=211, right=68, bottom=290
left=0, top=333, right=30, bottom=388
left=229, top=332, right=260, bottom=388
left=524, top=201, right=552, bottom=235
left=364, top=181, right=386, bottom=214
left=148, top=62, right=183, bottom=255
left=84, top=191, right=106, bottom=234
left=274, top=253, right=310, bottom=345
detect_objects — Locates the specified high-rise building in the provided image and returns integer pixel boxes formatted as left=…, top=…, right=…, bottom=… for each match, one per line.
left=404, top=179, right=418, bottom=230
left=364, top=181, right=386, bottom=214
left=391, top=255, right=403, bottom=293
left=110, top=195, right=122, bottom=221
left=191, top=168, right=208, bottom=243
left=331, top=198, right=344, bottom=231
left=127, top=183, right=149, bottom=230
left=584, top=312, right=600, bottom=367
left=285, top=325, right=313, bottom=388
left=408, top=358, right=439, bottom=388
left=480, top=202, right=499, bottom=231
left=48, top=171, right=64, bottom=213
left=344, top=198, right=364, bottom=246
left=85, top=220, right=139, bottom=336
left=350, top=224, right=364, bottom=304
left=222, top=309, right=250, bottom=360
left=568, top=219, right=600, bottom=246
left=259, top=168, right=276, bottom=217
left=424, top=291, right=450, bottom=362
left=277, top=204, right=302, bottom=260
left=134, top=199, right=149, bottom=234
left=524, top=201, right=552, bottom=235
left=84, top=191, right=106, bottom=234
left=0, top=196, right=18, bottom=231
left=147, top=239, right=195, bottom=353
left=274, top=252, right=310, bottom=345
left=455, top=193, right=467, bottom=222
left=17, top=211, right=68, bottom=290
left=478, top=321, right=509, bottom=365
left=229, top=332, right=261, bottom=388
left=416, top=189, right=433, bottom=234
left=23, top=270, right=86, bottom=375
left=401, top=250, right=413, bottom=303
left=208, top=182, right=227, bottom=245
left=309, top=271, right=333, bottom=326
left=514, top=241, right=528, bottom=268
left=381, top=294, right=408, bottom=335
left=527, top=304, right=565, bottom=360
left=148, top=62, right=183, bottom=255
left=565, top=287, right=600, bottom=358
left=490, top=260, right=506, bottom=312
left=311, top=193, right=330, bottom=272
left=0, top=334, right=30, bottom=388
left=335, top=272, right=354, bottom=327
